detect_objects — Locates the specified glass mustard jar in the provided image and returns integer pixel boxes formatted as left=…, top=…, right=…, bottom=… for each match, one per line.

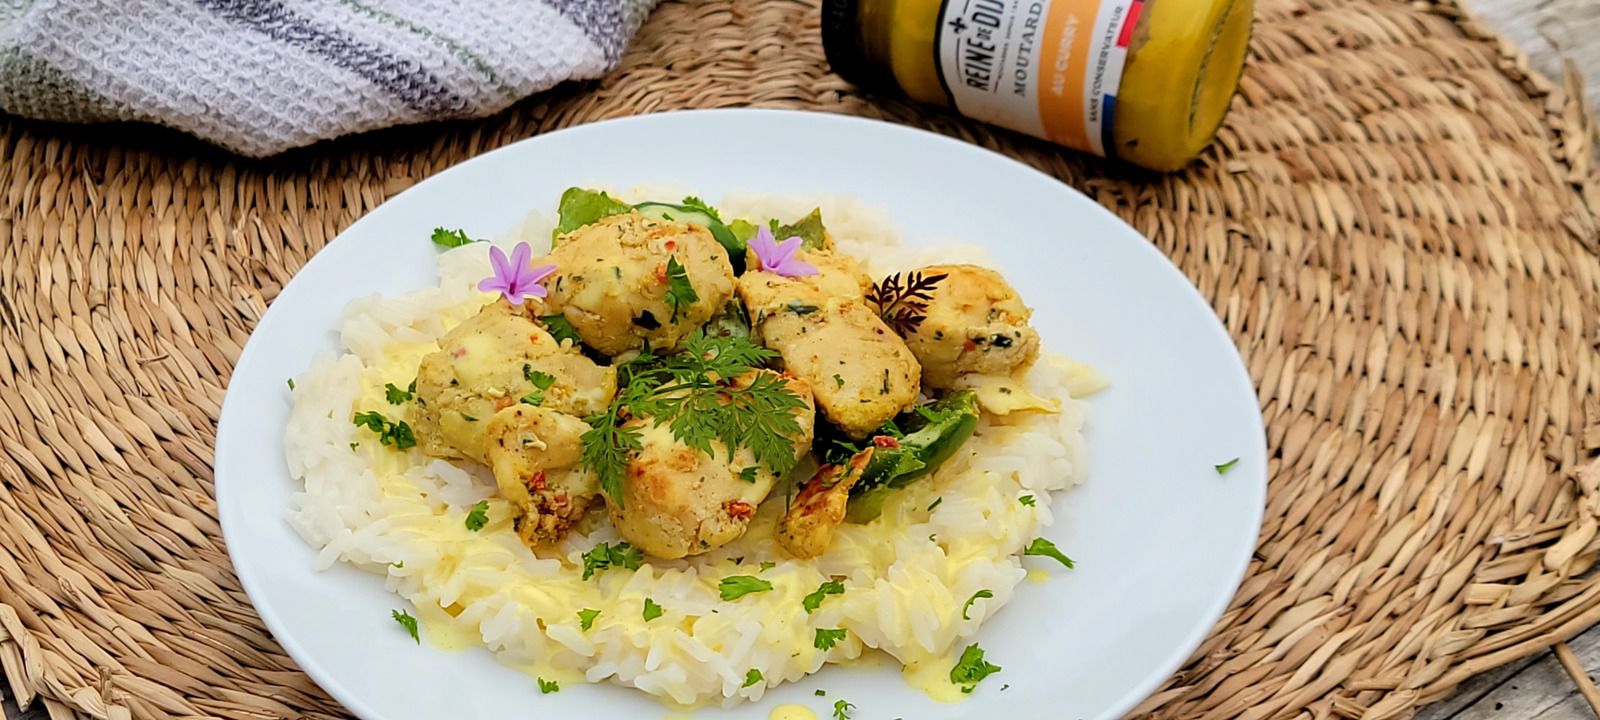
left=821, top=0, right=1254, bottom=171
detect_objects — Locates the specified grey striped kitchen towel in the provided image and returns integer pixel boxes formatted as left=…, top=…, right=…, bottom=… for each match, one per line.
left=0, top=0, right=660, bottom=156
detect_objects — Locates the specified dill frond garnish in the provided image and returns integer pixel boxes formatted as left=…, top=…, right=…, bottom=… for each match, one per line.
left=580, top=332, right=806, bottom=507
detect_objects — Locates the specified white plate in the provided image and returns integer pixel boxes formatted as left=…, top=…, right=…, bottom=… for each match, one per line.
left=216, top=109, right=1265, bottom=720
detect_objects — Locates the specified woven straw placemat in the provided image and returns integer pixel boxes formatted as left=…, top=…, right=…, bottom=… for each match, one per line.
left=1, top=0, right=1597, bottom=717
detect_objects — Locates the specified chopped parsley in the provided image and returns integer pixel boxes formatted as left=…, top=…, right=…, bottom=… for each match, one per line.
left=577, top=608, right=600, bottom=631
left=833, top=374, right=845, bottom=389
left=525, top=367, right=557, bottom=389
left=815, top=689, right=826, bottom=697
left=581, top=333, right=806, bottom=507
left=962, top=589, right=993, bottom=620
left=642, top=598, right=664, bottom=621
left=541, top=314, right=582, bottom=345
left=580, top=541, right=643, bottom=580
left=384, top=382, right=413, bottom=404
left=833, top=699, right=854, bottom=720
left=391, top=561, right=403, bottom=568
left=950, top=643, right=1001, bottom=693
left=803, top=579, right=845, bottom=614
left=1215, top=457, right=1241, bottom=474
left=665, top=256, right=699, bottom=322
left=287, top=378, right=295, bottom=390
left=464, top=500, right=489, bottom=531
left=349, top=441, right=359, bottom=451
left=742, top=668, right=763, bottom=688
left=537, top=677, right=559, bottom=694
left=520, top=369, right=555, bottom=405
left=430, top=227, right=477, bottom=249
left=927, top=497, right=943, bottom=511
left=814, top=628, right=847, bottom=651
left=718, top=575, right=774, bottom=601
left=739, top=466, right=759, bottom=483
left=1018, top=495, right=1036, bottom=507
left=352, top=411, right=416, bottom=450
left=759, top=561, right=776, bottom=572
left=391, top=609, right=419, bottom=643
left=1023, top=538, right=1074, bottom=569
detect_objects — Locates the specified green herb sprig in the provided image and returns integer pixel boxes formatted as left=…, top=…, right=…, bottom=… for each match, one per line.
left=580, top=333, right=806, bottom=506
left=581, top=542, right=643, bottom=580
left=430, top=228, right=479, bottom=249
left=814, top=628, right=847, bottom=650
left=803, top=579, right=845, bottom=614
left=962, top=589, right=993, bottom=620
left=719, top=575, right=773, bottom=601
left=391, top=609, right=419, bottom=643
left=521, top=366, right=557, bottom=405
left=353, top=411, right=416, bottom=449
left=464, top=501, right=489, bottom=531
left=384, top=381, right=415, bottom=404
left=1023, top=538, right=1074, bottom=569
left=950, top=643, right=1000, bottom=693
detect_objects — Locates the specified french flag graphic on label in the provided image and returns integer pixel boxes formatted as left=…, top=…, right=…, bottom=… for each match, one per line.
left=1101, top=0, right=1143, bottom=158
left=1092, top=0, right=1142, bottom=157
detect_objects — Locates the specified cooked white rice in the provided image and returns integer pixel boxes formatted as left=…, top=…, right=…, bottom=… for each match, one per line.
left=284, top=192, right=1100, bottom=707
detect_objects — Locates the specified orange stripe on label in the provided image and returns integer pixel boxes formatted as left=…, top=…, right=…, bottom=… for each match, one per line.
left=1038, top=0, right=1101, bottom=149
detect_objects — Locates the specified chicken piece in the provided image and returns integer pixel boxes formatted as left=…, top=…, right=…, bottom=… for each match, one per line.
left=776, top=448, right=874, bottom=559
left=483, top=405, right=599, bottom=546
left=413, top=301, right=616, bottom=464
left=607, top=370, right=816, bottom=559
left=739, top=253, right=920, bottom=438
left=543, top=212, right=737, bottom=356
left=883, top=264, right=1040, bottom=389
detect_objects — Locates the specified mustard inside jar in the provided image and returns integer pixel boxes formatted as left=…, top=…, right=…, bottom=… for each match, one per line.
left=822, top=0, right=1254, bottom=171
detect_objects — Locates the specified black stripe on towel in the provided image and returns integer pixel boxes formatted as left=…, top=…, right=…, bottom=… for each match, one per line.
left=543, top=0, right=626, bottom=63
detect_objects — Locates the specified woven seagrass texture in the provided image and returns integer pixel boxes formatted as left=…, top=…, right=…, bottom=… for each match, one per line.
left=1, top=0, right=1597, bottom=717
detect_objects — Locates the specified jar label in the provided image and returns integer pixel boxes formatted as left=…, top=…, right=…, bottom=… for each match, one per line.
left=935, top=0, right=1142, bottom=156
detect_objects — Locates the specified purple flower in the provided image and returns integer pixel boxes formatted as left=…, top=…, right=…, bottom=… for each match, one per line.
left=749, top=226, right=818, bottom=278
left=478, top=242, right=557, bottom=304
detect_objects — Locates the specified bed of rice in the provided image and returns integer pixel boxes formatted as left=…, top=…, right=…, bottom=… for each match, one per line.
left=284, top=191, right=1100, bottom=707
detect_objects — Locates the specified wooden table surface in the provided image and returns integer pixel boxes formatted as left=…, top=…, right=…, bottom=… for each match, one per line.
left=3, top=0, right=1597, bottom=718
